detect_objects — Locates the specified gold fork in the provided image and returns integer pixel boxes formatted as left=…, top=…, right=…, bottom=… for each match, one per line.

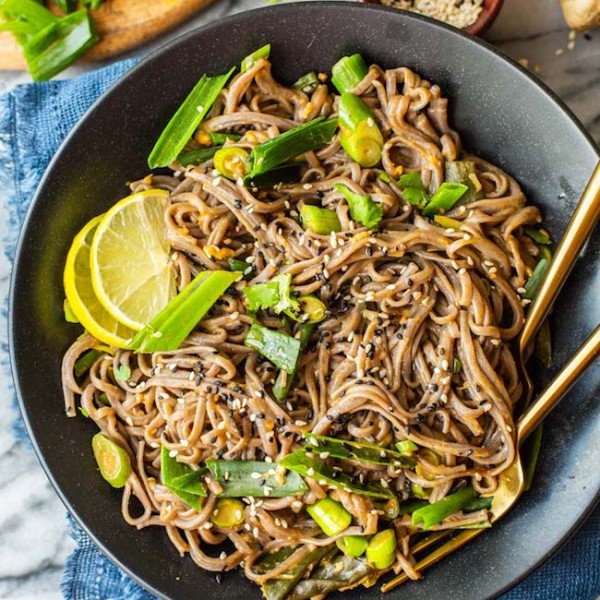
left=382, top=161, right=600, bottom=592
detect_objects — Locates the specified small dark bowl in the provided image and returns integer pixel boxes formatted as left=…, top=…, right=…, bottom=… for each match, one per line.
left=9, top=3, right=600, bottom=600
left=359, top=0, right=505, bottom=36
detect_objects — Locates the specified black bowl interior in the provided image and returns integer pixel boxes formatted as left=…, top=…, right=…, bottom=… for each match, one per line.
left=10, top=3, right=600, bottom=600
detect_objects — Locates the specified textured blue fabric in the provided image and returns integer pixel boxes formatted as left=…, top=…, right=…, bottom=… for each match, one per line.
left=0, top=60, right=598, bottom=600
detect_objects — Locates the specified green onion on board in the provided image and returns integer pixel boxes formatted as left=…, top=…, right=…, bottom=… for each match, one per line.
left=148, top=68, right=235, bottom=169
left=334, top=183, right=383, bottom=230
left=300, top=204, right=342, bottom=234
left=205, top=459, right=307, bottom=497
left=130, top=270, right=241, bottom=353
left=307, top=496, right=352, bottom=536
left=92, top=433, right=131, bottom=488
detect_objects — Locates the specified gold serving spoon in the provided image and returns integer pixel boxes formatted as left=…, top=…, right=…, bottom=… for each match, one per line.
left=383, top=160, right=600, bottom=592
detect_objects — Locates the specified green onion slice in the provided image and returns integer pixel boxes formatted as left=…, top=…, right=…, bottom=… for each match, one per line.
left=523, top=257, right=551, bottom=300
left=214, top=146, right=250, bottom=180
left=395, top=440, right=418, bottom=455
left=273, top=323, right=314, bottom=402
left=241, top=43, right=271, bottom=72
left=304, top=433, right=416, bottom=468
left=366, top=529, right=396, bottom=569
left=22, top=9, right=98, bottom=82
left=148, top=68, right=235, bottom=169
left=210, top=498, right=245, bottom=527
left=279, top=450, right=394, bottom=498
left=411, top=486, right=476, bottom=529
left=422, top=182, right=468, bottom=217
left=293, top=71, right=320, bottom=94
left=161, top=445, right=207, bottom=500
left=176, top=145, right=221, bottom=167
left=244, top=322, right=301, bottom=374
left=206, top=459, right=307, bottom=497
left=300, top=204, right=342, bottom=235
left=248, top=118, right=337, bottom=178
left=130, top=270, right=241, bottom=353
left=336, top=535, right=368, bottom=558
left=334, top=183, right=383, bottom=230
left=331, top=53, right=368, bottom=94
left=307, top=496, right=352, bottom=536
left=92, top=433, right=132, bottom=488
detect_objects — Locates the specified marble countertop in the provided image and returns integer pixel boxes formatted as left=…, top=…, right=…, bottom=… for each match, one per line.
left=0, top=1, right=598, bottom=599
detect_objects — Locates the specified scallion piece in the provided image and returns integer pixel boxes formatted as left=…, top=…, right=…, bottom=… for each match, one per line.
left=209, top=132, right=242, bottom=145
left=176, top=145, right=221, bottom=167
left=524, top=226, right=552, bottom=245
left=210, top=498, right=245, bottom=527
left=366, top=529, right=396, bottom=570
left=160, top=445, right=206, bottom=504
left=444, top=160, right=483, bottom=203
left=206, top=459, right=307, bottom=497
left=241, top=43, right=271, bottom=72
left=293, top=71, right=320, bottom=94
left=244, top=322, right=301, bottom=374
left=331, top=53, right=368, bottom=93
left=148, top=68, right=235, bottom=169
left=285, top=295, right=327, bottom=324
left=303, top=433, right=416, bottom=468
left=279, top=451, right=393, bottom=498
left=523, top=258, right=551, bottom=300
left=411, top=486, right=476, bottom=530
left=422, top=182, right=468, bottom=217
left=214, top=146, right=250, bottom=180
left=395, top=439, right=418, bottom=455
left=307, top=497, right=352, bottom=536
left=1, top=0, right=58, bottom=33
left=130, top=270, right=241, bottom=353
left=336, top=535, right=368, bottom=558
left=334, top=183, right=383, bottom=230
left=92, top=433, right=131, bottom=489
left=338, top=92, right=383, bottom=167
left=229, top=257, right=253, bottom=279
left=453, top=358, right=462, bottom=373
left=22, top=9, right=98, bottom=82
left=523, top=424, right=543, bottom=491
left=248, top=118, right=337, bottom=178
left=273, top=323, right=314, bottom=402
left=398, top=171, right=429, bottom=206
left=300, top=205, right=342, bottom=235
left=434, top=214, right=463, bottom=229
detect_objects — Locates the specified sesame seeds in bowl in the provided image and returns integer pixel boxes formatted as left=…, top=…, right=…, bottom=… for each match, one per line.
left=359, top=0, right=505, bottom=36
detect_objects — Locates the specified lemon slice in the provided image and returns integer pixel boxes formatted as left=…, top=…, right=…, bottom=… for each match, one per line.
left=64, top=216, right=136, bottom=348
left=90, top=189, right=177, bottom=330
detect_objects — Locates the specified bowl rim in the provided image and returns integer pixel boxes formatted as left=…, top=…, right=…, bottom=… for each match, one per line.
left=9, top=3, right=600, bottom=600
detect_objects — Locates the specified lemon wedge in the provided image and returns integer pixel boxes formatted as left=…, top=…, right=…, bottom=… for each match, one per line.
left=90, top=189, right=176, bottom=331
left=64, top=216, right=136, bottom=348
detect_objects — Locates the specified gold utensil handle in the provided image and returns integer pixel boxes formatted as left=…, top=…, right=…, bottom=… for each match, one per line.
left=520, top=161, right=600, bottom=352
left=518, top=324, right=600, bottom=441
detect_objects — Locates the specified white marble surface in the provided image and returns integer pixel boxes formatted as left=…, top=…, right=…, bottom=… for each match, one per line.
left=0, top=1, right=598, bottom=598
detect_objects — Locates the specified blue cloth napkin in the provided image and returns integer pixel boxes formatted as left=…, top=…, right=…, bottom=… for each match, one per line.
left=0, top=60, right=598, bottom=600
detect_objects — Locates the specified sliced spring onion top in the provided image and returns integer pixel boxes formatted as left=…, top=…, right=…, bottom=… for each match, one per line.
left=130, top=270, right=241, bottom=353
left=422, top=182, right=468, bottom=217
left=334, top=183, right=383, bottom=230
left=293, top=71, right=320, bottom=95
left=176, top=145, right=221, bottom=167
left=523, top=258, right=551, bottom=300
left=411, top=486, right=476, bottom=529
left=241, top=43, right=271, bottom=72
left=161, top=445, right=207, bottom=497
left=206, top=459, right=307, bottom=497
left=148, top=68, right=235, bottom=169
left=244, top=322, right=301, bottom=374
left=307, top=496, right=352, bottom=536
left=248, top=117, right=337, bottom=178
left=273, top=323, right=314, bottom=402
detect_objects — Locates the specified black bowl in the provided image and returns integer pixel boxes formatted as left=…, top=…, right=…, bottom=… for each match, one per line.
left=10, top=3, right=600, bottom=600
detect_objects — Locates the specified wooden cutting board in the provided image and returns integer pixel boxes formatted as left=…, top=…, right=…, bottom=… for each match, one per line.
left=0, top=0, right=215, bottom=70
